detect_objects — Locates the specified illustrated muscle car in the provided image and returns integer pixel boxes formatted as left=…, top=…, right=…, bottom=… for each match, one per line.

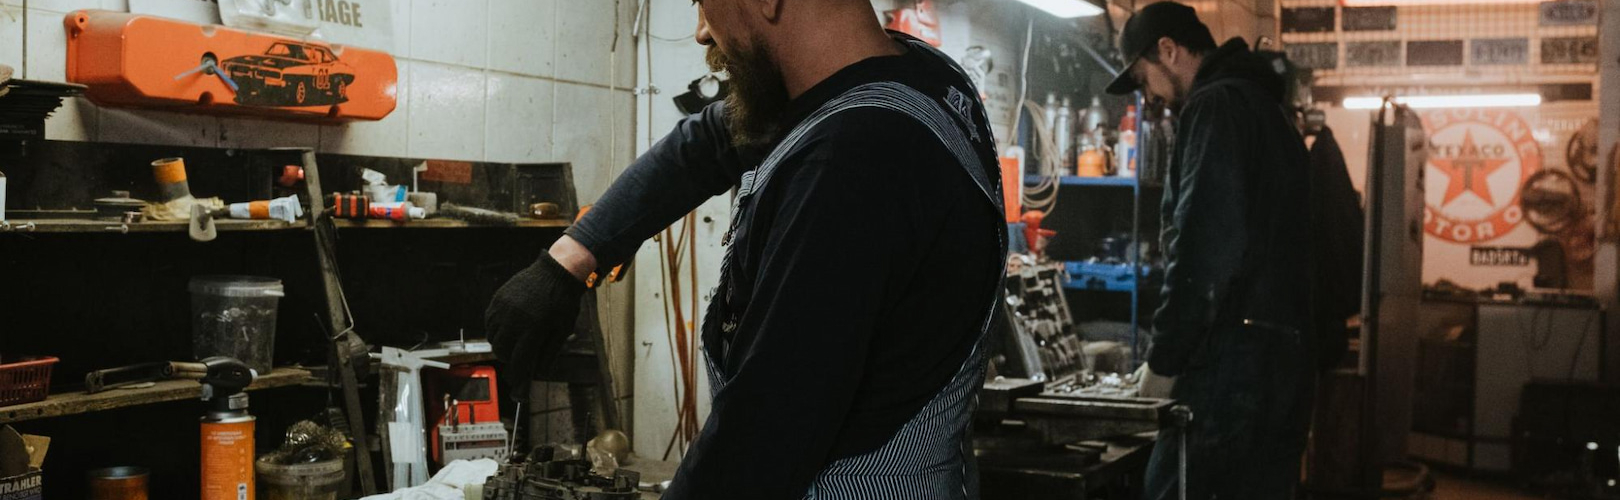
left=222, top=41, right=355, bottom=106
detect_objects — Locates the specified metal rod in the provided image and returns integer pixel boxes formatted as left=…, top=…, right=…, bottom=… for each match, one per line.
left=1077, top=42, right=1121, bottom=77
left=285, top=147, right=378, bottom=496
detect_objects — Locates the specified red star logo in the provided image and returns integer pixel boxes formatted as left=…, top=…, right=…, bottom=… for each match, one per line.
left=1431, top=130, right=1512, bottom=206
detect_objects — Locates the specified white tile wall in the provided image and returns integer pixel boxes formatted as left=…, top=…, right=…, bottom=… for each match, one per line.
left=409, top=0, right=489, bottom=68
left=24, top=8, right=69, bottom=82
left=554, top=0, right=635, bottom=89
left=12, top=0, right=641, bottom=191
left=0, top=6, right=22, bottom=73
left=322, top=59, right=412, bottom=156
left=484, top=72, right=554, bottom=162
left=14, top=0, right=110, bottom=13
left=389, top=0, right=412, bottom=58
left=553, top=82, right=635, bottom=202
left=406, top=61, right=487, bottom=160
left=487, top=0, right=556, bottom=78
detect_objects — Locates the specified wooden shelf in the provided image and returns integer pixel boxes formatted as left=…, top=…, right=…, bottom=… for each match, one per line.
left=0, top=367, right=313, bottom=424
left=1, top=218, right=304, bottom=234
left=332, top=218, right=569, bottom=229
left=1024, top=175, right=1162, bottom=189
left=0, top=217, right=568, bottom=234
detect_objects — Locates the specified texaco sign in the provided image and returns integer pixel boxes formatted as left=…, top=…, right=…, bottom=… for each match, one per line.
left=1421, top=109, right=1542, bottom=243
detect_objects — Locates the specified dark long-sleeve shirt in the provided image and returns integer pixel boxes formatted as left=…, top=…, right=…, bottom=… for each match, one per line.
left=569, top=35, right=1003, bottom=498
left=1150, top=39, right=1312, bottom=376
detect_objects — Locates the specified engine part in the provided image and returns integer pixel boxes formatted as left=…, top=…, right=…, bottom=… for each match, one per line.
left=482, top=446, right=641, bottom=500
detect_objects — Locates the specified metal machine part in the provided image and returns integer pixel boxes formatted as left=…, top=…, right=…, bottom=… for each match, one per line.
left=482, top=446, right=641, bottom=500
left=438, top=421, right=509, bottom=463
left=1001, top=259, right=1083, bottom=381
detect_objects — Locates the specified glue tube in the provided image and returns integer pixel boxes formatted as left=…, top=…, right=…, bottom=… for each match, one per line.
left=228, top=195, right=304, bottom=223
left=368, top=202, right=426, bottom=221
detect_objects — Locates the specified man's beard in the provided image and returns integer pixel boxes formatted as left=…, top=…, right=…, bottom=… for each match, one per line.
left=707, top=42, right=789, bottom=150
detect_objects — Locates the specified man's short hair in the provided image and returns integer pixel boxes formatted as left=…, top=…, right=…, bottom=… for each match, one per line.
left=1140, top=25, right=1217, bottom=61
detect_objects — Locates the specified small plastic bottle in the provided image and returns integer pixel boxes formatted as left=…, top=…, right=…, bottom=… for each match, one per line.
left=1115, top=105, right=1138, bottom=178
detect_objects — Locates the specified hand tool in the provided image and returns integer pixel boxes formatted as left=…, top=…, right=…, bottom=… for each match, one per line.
left=84, top=361, right=209, bottom=394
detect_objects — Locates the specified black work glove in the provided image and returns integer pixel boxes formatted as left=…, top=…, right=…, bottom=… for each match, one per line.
left=487, top=253, right=588, bottom=403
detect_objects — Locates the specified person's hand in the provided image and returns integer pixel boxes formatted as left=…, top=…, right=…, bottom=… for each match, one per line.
left=1134, top=363, right=1176, bottom=399
left=487, top=250, right=589, bottom=402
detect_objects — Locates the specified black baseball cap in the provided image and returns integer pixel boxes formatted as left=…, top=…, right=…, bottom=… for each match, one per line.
left=1105, top=2, right=1210, bottom=95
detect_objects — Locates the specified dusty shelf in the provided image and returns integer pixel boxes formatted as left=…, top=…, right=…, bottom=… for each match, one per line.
left=1, top=218, right=305, bottom=234
left=0, top=217, right=569, bottom=234
left=0, top=367, right=313, bottom=424
left=331, top=219, right=569, bottom=229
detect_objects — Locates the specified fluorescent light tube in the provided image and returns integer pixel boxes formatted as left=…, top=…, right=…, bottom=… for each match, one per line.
left=1342, top=93, right=1542, bottom=110
left=1014, top=0, right=1105, bottom=18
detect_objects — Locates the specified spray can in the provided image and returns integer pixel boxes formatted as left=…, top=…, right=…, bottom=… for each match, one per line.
left=201, top=394, right=255, bottom=500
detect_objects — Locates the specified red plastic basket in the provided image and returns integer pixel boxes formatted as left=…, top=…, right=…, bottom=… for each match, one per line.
left=0, top=356, right=58, bottom=408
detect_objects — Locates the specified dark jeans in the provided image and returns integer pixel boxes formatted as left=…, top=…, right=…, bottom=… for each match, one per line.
left=1143, top=325, right=1316, bottom=500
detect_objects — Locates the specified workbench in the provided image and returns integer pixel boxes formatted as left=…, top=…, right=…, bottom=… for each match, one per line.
left=977, top=432, right=1156, bottom=500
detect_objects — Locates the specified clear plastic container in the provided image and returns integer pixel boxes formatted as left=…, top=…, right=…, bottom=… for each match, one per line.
left=256, top=457, right=345, bottom=500
left=190, top=276, right=284, bottom=374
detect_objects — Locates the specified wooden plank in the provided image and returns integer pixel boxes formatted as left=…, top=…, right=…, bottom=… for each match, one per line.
left=294, top=147, right=379, bottom=496
left=1342, top=7, right=1396, bottom=31
left=1347, top=41, right=1402, bottom=67
left=328, top=216, right=570, bottom=228
left=0, top=367, right=311, bottom=424
left=0, top=217, right=568, bottom=234
left=4, top=218, right=304, bottom=234
left=1287, top=43, right=1339, bottom=70
left=1541, top=37, right=1599, bottom=64
left=1472, top=38, right=1529, bottom=66
left=1407, top=40, right=1464, bottom=67
left=1281, top=7, right=1336, bottom=33
left=1539, top=0, right=1598, bottom=26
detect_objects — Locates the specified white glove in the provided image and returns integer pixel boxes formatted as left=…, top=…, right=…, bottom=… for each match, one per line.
left=1134, top=363, right=1176, bottom=399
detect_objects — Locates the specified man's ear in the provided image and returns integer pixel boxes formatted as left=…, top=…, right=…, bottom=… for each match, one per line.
left=1157, top=36, right=1178, bottom=65
left=758, top=0, right=784, bottom=22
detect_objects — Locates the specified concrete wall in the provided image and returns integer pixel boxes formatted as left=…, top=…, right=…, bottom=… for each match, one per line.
left=1, top=0, right=640, bottom=446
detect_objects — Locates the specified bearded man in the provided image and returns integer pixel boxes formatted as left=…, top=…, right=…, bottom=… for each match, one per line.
left=484, top=0, right=1006, bottom=498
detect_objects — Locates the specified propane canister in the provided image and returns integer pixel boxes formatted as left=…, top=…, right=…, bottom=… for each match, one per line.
left=201, top=394, right=255, bottom=500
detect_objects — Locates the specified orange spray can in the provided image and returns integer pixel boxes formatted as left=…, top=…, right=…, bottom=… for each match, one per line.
left=193, top=357, right=257, bottom=500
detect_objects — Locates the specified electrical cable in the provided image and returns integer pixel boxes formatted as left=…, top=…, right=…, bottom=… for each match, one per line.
left=1005, top=17, right=1034, bottom=152
left=1020, top=99, right=1062, bottom=214
left=1566, top=310, right=1596, bottom=381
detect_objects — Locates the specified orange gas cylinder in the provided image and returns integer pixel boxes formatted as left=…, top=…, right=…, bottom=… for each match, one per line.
left=64, top=10, right=397, bottom=122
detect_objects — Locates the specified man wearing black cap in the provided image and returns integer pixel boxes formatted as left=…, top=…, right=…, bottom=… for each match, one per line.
left=1106, top=2, right=1314, bottom=499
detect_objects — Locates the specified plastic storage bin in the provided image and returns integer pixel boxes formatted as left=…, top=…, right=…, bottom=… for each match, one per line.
left=0, top=356, right=58, bottom=408
left=190, top=276, right=284, bottom=374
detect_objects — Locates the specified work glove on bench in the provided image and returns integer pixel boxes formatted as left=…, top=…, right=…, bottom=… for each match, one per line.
left=487, top=253, right=588, bottom=403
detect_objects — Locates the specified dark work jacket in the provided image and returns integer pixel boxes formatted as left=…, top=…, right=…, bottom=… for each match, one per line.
left=569, top=33, right=1003, bottom=499
left=1149, top=38, right=1313, bottom=376
left=1309, top=125, right=1363, bottom=369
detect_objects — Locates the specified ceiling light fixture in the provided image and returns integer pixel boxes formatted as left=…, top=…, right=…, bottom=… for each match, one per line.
left=1013, top=0, right=1105, bottom=18
left=1342, top=93, right=1542, bottom=110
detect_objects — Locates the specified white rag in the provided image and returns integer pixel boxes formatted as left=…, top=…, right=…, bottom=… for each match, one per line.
left=360, top=459, right=499, bottom=500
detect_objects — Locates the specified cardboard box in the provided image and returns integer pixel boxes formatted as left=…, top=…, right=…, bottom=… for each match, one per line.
left=0, top=469, right=42, bottom=500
